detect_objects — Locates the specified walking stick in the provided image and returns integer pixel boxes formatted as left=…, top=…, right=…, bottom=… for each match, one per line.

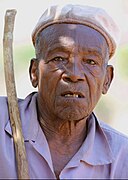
left=3, top=10, right=29, bottom=179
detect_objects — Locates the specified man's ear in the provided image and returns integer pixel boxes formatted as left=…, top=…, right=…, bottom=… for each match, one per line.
left=102, top=65, right=114, bottom=94
left=29, top=58, right=39, bottom=88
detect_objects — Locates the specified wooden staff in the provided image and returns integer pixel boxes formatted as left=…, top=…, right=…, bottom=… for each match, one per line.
left=3, top=9, right=29, bottom=179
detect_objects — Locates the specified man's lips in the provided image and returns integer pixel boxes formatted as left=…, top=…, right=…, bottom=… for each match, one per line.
left=61, top=91, right=85, bottom=98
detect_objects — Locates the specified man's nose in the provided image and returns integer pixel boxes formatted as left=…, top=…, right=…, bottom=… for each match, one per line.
left=62, top=61, right=85, bottom=83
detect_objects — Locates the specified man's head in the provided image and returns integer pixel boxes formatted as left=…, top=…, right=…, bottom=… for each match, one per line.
left=29, top=4, right=119, bottom=122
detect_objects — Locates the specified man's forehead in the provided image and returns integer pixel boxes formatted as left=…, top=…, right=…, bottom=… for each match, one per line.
left=40, top=23, right=108, bottom=49
left=40, top=23, right=108, bottom=60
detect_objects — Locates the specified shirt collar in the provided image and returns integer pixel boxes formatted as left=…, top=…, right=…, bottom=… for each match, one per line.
left=78, top=113, right=114, bottom=165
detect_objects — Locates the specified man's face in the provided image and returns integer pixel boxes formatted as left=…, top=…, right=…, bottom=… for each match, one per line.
left=30, top=24, right=113, bottom=121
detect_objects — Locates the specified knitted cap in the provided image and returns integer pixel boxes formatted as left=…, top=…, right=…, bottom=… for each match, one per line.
left=32, top=4, right=120, bottom=59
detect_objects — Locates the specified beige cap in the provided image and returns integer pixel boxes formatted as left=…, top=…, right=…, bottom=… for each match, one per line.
left=32, top=4, right=120, bottom=59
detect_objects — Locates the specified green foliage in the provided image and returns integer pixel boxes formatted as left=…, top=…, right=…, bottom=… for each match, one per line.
left=117, top=45, right=128, bottom=79
left=94, top=96, right=115, bottom=124
left=14, top=44, right=35, bottom=69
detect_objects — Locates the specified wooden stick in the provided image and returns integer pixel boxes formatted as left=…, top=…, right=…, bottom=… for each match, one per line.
left=3, top=9, right=29, bottom=179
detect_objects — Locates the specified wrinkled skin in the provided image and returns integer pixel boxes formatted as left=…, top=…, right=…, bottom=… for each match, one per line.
left=30, top=24, right=113, bottom=124
left=29, top=24, right=113, bottom=178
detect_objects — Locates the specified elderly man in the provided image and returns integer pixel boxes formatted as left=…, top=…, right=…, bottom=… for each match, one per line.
left=0, top=4, right=128, bottom=179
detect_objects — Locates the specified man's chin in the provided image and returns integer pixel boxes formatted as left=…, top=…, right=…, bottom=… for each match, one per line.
left=55, top=107, right=88, bottom=122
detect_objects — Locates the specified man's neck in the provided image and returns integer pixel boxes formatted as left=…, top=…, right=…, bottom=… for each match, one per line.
left=39, top=114, right=88, bottom=145
left=38, top=111, right=88, bottom=178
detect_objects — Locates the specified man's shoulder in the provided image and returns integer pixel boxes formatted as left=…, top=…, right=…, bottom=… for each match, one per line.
left=0, top=96, right=23, bottom=112
left=0, top=96, right=8, bottom=112
left=0, top=97, right=10, bottom=131
left=0, top=92, right=36, bottom=124
left=0, top=92, right=37, bottom=110
left=0, top=96, right=8, bottom=103
left=100, top=120, right=128, bottom=140
left=99, top=120, right=128, bottom=153
left=0, top=96, right=23, bottom=105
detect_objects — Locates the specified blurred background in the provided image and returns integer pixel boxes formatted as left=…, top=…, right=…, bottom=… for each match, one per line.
left=0, top=0, right=128, bottom=135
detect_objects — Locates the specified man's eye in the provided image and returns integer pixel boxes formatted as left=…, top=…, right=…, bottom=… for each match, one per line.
left=84, top=59, right=96, bottom=65
left=50, top=57, right=68, bottom=64
left=52, top=57, right=64, bottom=62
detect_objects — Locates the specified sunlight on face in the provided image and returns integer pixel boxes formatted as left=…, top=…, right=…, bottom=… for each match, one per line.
left=59, top=36, right=75, bottom=48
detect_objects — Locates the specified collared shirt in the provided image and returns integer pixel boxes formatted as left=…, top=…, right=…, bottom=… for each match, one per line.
left=0, top=92, right=128, bottom=179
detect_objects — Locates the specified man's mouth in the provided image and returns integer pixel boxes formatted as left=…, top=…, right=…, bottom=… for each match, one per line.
left=61, top=91, right=84, bottom=98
